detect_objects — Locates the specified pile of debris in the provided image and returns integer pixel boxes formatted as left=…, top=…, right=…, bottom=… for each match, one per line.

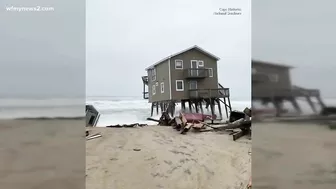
left=148, top=107, right=252, bottom=141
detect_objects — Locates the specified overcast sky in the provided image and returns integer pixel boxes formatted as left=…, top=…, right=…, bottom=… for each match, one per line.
left=0, top=0, right=85, bottom=98
left=86, top=0, right=251, bottom=100
left=2, top=0, right=335, bottom=100
left=253, top=0, right=336, bottom=98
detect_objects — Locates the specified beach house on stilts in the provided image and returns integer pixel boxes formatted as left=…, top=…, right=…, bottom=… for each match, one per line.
left=141, top=45, right=232, bottom=120
left=252, top=60, right=325, bottom=116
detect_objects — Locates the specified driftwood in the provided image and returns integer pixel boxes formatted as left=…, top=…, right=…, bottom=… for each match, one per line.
left=213, top=119, right=251, bottom=130
left=146, top=117, right=160, bottom=122
left=181, top=124, right=192, bottom=134
left=86, top=133, right=102, bottom=140
left=106, top=123, right=148, bottom=128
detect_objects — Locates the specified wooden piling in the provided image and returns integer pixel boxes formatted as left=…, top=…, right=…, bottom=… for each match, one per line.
left=217, top=99, right=223, bottom=120
left=210, top=98, right=215, bottom=117
left=150, top=103, right=154, bottom=116
left=223, top=97, right=229, bottom=118
left=156, top=102, right=159, bottom=115
left=306, top=96, right=316, bottom=113
left=195, top=101, right=199, bottom=113
left=181, top=100, right=186, bottom=112
left=160, top=102, right=164, bottom=113
left=227, top=97, right=232, bottom=112
left=272, top=99, right=282, bottom=117
left=290, top=98, right=301, bottom=114
left=200, top=101, right=204, bottom=114
left=316, top=96, right=326, bottom=108
left=188, top=100, right=192, bottom=112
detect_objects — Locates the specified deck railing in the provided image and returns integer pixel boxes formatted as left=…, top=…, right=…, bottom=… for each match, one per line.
left=184, top=68, right=209, bottom=79
left=253, top=87, right=320, bottom=98
left=189, top=88, right=230, bottom=98
left=143, top=92, right=149, bottom=99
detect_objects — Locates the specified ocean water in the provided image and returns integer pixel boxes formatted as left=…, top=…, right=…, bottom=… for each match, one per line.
left=86, top=96, right=251, bottom=126
left=1, top=96, right=335, bottom=127
left=0, top=97, right=84, bottom=119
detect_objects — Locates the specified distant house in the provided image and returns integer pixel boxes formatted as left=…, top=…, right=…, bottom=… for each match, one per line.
left=252, top=60, right=294, bottom=98
left=142, top=45, right=231, bottom=118
left=252, top=60, right=324, bottom=115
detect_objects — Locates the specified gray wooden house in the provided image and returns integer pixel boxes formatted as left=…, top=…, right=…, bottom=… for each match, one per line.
left=142, top=45, right=232, bottom=119
left=252, top=60, right=325, bottom=115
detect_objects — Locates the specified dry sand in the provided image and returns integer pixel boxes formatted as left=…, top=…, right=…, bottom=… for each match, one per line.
left=0, top=119, right=85, bottom=189
left=253, top=121, right=336, bottom=189
left=86, top=126, right=251, bottom=189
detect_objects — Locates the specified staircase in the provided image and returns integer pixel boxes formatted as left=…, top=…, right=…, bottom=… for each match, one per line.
left=142, top=76, right=149, bottom=99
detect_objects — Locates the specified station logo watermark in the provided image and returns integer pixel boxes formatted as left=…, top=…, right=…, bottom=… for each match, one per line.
left=5, top=5, right=55, bottom=12
left=213, top=8, right=242, bottom=16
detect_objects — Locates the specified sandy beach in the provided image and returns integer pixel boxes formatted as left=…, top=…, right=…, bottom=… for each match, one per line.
left=86, top=126, right=251, bottom=189
left=0, top=119, right=85, bottom=189
left=253, top=121, right=336, bottom=189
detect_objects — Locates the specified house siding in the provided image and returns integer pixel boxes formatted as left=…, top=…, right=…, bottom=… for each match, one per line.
left=148, top=60, right=170, bottom=102
left=252, top=63, right=292, bottom=98
left=169, top=49, right=219, bottom=101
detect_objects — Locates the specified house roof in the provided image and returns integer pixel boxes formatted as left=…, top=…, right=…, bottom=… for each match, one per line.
left=252, top=59, right=294, bottom=69
left=145, top=45, right=220, bottom=70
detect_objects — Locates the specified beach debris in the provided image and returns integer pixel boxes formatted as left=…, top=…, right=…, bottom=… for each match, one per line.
left=133, top=148, right=141, bottom=151
left=320, top=106, right=336, bottom=116
left=106, top=123, right=148, bottom=128
left=86, top=105, right=100, bottom=127
left=152, top=107, right=252, bottom=140
left=86, top=133, right=102, bottom=140
left=86, top=130, right=90, bottom=136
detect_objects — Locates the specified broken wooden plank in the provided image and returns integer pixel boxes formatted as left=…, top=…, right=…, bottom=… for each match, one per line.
left=180, top=112, right=187, bottom=126
left=146, top=117, right=160, bottom=122
left=181, top=124, right=192, bottom=134
left=192, top=123, right=205, bottom=129
left=213, top=120, right=251, bottom=130
left=232, top=130, right=245, bottom=141
left=198, top=127, right=215, bottom=132
left=175, top=117, right=182, bottom=126
left=87, top=133, right=102, bottom=140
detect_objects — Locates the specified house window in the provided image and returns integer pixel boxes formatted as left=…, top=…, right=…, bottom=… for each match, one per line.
left=151, top=68, right=156, bottom=81
left=152, top=85, right=156, bottom=95
left=175, top=60, right=183, bottom=69
left=269, top=74, right=279, bottom=82
left=208, top=68, right=213, bottom=77
left=198, top=61, right=204, bottom=67
left=176, top=80, right=184, bottom=91
left=160, top=82, right=164, bottom=93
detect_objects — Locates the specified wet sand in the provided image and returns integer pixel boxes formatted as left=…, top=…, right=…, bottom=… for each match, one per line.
left=0, top=119, right=85, bottom=189
left=253, top=122, right=336, bottom=189
left=86, top=126, right=251, bottom=189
